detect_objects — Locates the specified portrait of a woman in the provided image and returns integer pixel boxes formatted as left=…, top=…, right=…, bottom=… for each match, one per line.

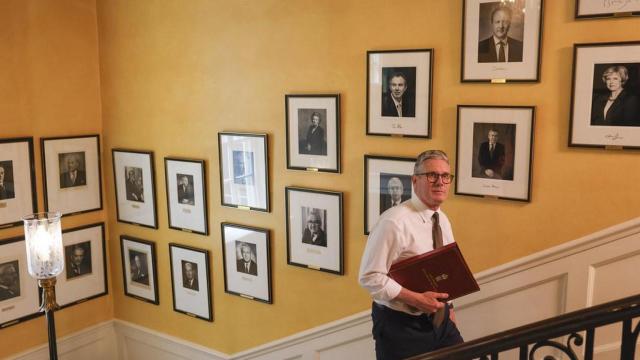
left=590, top=65, right=640, bottom=126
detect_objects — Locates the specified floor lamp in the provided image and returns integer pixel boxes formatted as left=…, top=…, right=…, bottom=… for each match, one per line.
left=23, top=212, right=63, bottom=360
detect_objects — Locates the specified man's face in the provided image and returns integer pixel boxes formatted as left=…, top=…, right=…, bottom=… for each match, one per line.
left=412, top=159, right=451, bottom=210
left=134, top=256, right=141, bottom=268
left=491, top=9, right=511, bottom=40
left=67, top=157, right=79, bottom=171
left=307, top=214, right=321, bottom=234
left=0, top=265, right=17, bottom=286
left=241, top=246, right=251, bottom=262
left=311, top=115, right=320, bottom=127
left=128, top=170, right=135, bottom=180
left=488, top=130, right=498, bottom=144
left=185, top=263, right=195, bottom=280
left=0, top=167, right=4, bottom=183
left=72, top=248, right=85, bottom=266
left=388, top=178, right=404, bottom=201
left=180, top=177, right=188, bottom=186
left=389, top=76, right=407, bottom=101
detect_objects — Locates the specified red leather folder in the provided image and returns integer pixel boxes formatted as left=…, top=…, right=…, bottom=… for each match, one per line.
left=388, top=243, right=479, bottom=300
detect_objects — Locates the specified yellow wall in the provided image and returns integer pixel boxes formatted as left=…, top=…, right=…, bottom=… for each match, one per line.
left=0, top=0, right=111, bottom=358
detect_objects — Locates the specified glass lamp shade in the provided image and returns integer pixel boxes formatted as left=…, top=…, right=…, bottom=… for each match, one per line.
left=23, top=212, right=64, bottom=279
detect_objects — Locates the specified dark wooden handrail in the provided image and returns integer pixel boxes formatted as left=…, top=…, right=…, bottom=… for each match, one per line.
left=409, top=293, right=640, bottom=360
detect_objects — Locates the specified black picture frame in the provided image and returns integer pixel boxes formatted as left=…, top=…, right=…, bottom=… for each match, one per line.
left=112, top=148, right=158, bottom=229
left=120, top=235, right=159, bottom=305
left=164, top=157, right=209, bottom=235
left=0, top=137, right=37, bottom=229
left=169, top=243, right=213, bottom=322
left=221, top=223, right=273, bottom=303
left=569, top=41, right=640, bottom=149
left=575, top=0, right=640, bottom=19
left=285, top=94, right=341, bottom=172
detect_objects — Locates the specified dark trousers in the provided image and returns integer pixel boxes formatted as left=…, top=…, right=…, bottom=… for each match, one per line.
left=371, top=302, right=464, bottom=360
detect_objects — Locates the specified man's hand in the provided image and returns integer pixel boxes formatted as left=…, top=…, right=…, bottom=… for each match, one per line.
left=396, top=288, right=449, bottom=314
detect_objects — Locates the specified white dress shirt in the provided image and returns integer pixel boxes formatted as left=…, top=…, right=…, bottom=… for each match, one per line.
left=359, top=196, right=455, bottom=315
left=492, top=36, right=510, bottom=62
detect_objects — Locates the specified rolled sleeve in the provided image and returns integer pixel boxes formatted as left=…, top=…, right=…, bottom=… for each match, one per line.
left=358, top=219, right=403, bottom=301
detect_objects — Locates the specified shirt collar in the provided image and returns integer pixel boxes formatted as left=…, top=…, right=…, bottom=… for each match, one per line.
left=493, top=36, right=508, bottom=46
left=410, top=195, right=439, bottom=223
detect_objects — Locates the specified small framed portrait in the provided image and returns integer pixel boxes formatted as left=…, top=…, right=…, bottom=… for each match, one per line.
left=56, top=223, right=108, bottom=308
left=569, top=41, right=640, bottom=149
left=112, top=149, right=158, bottom=228
left=456, top=105, right=535, bottom=202
left=575, top=0, right=640, bottom=19
left=164, top=158, right=209, bottom=235
left=367, top=49, right=433, bottom=138
left=364, top=155, right=416, bottom=234
left=461, top=0, right=544, bottom=82
left=285, top=187, right=343, bottom=275
left=218, top=132, right=269, bottom=212
left=169, top=243, right=212, bottom=321
left=0, top=138, right=37, bottom=229
left=41, top=135, right=102, bottom=216
left=120, top=236, right=159, bottom=305
left=221, top=223, right=272, bottom=303
left=0, top=236, right=41, bottom=329
left=285, top=94, right=341, bottom=172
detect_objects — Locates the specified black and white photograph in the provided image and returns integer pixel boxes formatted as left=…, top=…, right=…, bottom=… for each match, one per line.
left=367, top=50, right=433, bottom=138
left=42, top=135, right=102, bottom=216
left=286, top=187, right=343, bottom=275
left=0, top=161, right=16, bottom=201
left=456, top=105, right=534, bottom=202
left=222, top=223, right=272, bottom=303
left=64, top=241, right=93, bottom=280
left=0, top=138, right=36, bottom=228
left=112, top=149, right=158, bottom=228
left=120, top=236, right=159, bottom=305
left=56, top=223, right=108, bottom=308
left=0, top=236, right=40, bottom=328
left=285, top=94, right=340, bottom=172
left=462, top=0, right=543, bottom=82
left=575, top=0, right=640, bottom=19
left=165, top=158, right=208, bottom=235
left=169, top=243, right=212, bottom=321
left=364, top=155, right=416, bottom=234
left=218, top=132, right=269, bottom=212
left=570, top=41, right=640, bottom=149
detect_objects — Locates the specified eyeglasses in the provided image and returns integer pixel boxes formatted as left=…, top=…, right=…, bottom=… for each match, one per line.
left=414, top=172, right=454, bottom=184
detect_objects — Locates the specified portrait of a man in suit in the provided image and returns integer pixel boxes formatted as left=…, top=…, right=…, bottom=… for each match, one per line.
left=176, top=174, right=195, bottom=205
left=236, top=242, right=258, bottom=276
left=299, top=110, right=327, bottom=156
left=129, top=250, right=149, bottom=286
left=472, top=125, right=515, bottom=181
left=379, top=174, right=412, bottom=214
left=0, top=261, right=20, bottom=302
left=381, top=68, right=416, bottom=118
left=301, top=208, right=327, bottom=247
left=0, top=161, right=16, bottom=200
left=59, top=152, right=87, bottom=189
left=182, top=261, right=199, bottom=291
left=233, top=150, right=254, bottom=185
left=125, top=166, right=144, bottom=202
left=478, top=4, right=523, bottom=63
left=65, top=242, right=93, bottom=279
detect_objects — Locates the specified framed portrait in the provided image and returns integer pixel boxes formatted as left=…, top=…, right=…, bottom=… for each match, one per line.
left=0, top=236, right=41, bottom=329
left=0, top=137, right=37, bottom=229
left=57, top=223, right=108, bottom=308
left=285, top=94, right=341, bottom=172
left=364, top=155, right=416, bottom=234
left=285, top=187, right=343, bottom=275
left=120, top=236, right=159, bottom=305
left=456, top=105, right=535, bottom=202
left=41, top=135, right=102, bottom=216
left=569, top=41, right=640, bottom=149
left=164, top=158, right=208, bottom=235
left=169, top=243, right=212, bottom=321
left=112, top=149, right=158, bottom=228
left=221, top=223, right=272, bottom=303
left=218, top=132, right=269, bottom=212
left=575, top=0, right=640, bottom=19
left=461, top=0, right=544, bottom=82
left=367, top=49, right=433, bottom=138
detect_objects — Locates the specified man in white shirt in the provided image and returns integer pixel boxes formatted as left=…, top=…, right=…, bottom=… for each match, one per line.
left=478, top=5, right=523, bottom=63
left=359, top=150, right=463, bottom=359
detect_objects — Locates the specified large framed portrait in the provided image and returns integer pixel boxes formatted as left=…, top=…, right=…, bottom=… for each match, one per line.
left=285, top=94, right=341, bottom=172
left=221, top=223, right=272, bottom=303
left=0, top=236, right=41, bottom=329
left=456, top=105, right=535, bottom=202
left=569, top=41, right=640, bottom=149
left=112, top=149, right=158, bottom=228
left=367, top=49, right=433, bottom=138
left=41, top=135, right=102, bottom=216
left=169, top=243, right=212, bottom=321
left=364, top=155, right=416, bottom=234
left=120, top=236, right=159, bottom=305
left=218, top=132, right=269, bottom=212
left=0, top=137, right=37, bottom=229
left=164, top=158, right=208, bottom=235
left=285, top=187, right=343, bottom=275
left=57, top=223, right=108, bottom=308
left=461, top=0, right=544, bottom=82
left=575, top=0, right=640, bottom=19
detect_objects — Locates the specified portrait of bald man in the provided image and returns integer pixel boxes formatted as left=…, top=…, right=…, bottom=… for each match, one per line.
left=379, top=173, right=412, bottom=214
left=59, top=152, right=87, bottom=188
